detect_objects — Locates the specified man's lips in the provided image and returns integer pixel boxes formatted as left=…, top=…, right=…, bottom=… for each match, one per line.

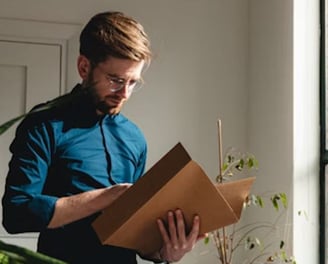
left=107, top=98, right=123, bottom=107
left=101, top=95, right=127, bottom=110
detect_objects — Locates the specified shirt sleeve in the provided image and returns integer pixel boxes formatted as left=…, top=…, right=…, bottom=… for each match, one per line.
left=2, top=116, right=58, bottom=233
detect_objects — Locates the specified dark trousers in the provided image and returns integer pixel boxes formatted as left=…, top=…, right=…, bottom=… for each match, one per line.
left=37, top=221, right=137, bottom=264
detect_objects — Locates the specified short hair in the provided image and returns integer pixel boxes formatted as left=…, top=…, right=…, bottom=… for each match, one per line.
left=79, top=11, right=152, bottom=65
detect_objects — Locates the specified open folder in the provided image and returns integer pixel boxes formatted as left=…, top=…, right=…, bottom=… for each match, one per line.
left=92, top=143, right=255, bottom=255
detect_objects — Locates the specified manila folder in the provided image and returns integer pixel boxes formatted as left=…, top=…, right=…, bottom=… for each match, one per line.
left=92, top=142, right=255, bottom=255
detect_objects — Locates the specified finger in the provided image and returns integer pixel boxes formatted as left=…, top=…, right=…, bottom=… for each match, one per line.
left=157, top=218, right=171, bottom=244
left=175, top=210, right=187, bottom=246
left=187, top=215, right=200, bottom=242
left=167, top=211, right=179, bottom=248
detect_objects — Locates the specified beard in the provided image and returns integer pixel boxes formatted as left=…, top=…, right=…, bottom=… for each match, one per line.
left=95, top=98, right=123, bottom=116
left=83, top=74, right=124, bottom=116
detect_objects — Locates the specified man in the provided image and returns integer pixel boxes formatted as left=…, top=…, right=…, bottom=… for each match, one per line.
left=2, top=11, right=203, bottom=263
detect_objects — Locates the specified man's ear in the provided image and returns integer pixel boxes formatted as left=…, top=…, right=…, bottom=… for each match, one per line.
left=77, top=55, right=91, bottom=80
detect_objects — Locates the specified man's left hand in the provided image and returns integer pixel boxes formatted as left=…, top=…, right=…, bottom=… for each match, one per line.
left=156, top=209, right=206, bottom=263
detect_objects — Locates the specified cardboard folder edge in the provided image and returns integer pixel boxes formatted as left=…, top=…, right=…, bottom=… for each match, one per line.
left=92, top=142, right=191, bottom=244
left=216, top=177, right=256, bottom=219
left=99, top=161, right=246, bottom=255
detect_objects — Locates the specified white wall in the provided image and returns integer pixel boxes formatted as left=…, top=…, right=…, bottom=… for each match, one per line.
left=248, top=1, right=319, bottom=264
left=0, top=0, right=320, bottom=263
left=246, top=0, right=295, bottom=262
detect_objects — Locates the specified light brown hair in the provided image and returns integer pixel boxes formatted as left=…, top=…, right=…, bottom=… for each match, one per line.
left=80, top=11, right=152, bottom=65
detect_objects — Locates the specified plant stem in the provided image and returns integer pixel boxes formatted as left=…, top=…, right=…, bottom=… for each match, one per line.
left=228, top=224, right=236, bottom=264
left=222, top=227, right=228, bottom=264
left=217, top=119, right=223, bottom=183
left=232, top=224, right=276, bottom=252
left=248, top=241, right=277, bottom=264
left=214, top=229, right=226, bottom=264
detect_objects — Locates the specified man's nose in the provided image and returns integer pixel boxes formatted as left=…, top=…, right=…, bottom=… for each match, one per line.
left=116, top=83, right=131, bottom=98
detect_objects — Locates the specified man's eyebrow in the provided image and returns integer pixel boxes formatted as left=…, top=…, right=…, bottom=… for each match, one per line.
left=107, top=73, right=141, bottom=82
left=107, top=73, right=120, bottom=78
left=106, top=73, right=125, bottom=81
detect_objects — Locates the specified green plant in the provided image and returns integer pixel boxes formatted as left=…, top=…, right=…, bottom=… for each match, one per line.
left=0, top=85, right=88, bottom=136
left=206, top=146, right=296, bottom=264
left=0, top=240, right=66, bottom=264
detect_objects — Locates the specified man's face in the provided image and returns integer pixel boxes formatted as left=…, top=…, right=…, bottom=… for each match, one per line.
left=78, top=55, right=145, bottom=115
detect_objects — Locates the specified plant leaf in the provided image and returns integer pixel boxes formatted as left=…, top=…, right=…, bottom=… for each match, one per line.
left=280, top=192, right=288, bottom=208
left=271, top=194, right=280, bottom=211
left=256, top=195, right=264, bottom=207
left=0, top=85, right=87, bottom=136
left=0, top=115, right=26, bottom=136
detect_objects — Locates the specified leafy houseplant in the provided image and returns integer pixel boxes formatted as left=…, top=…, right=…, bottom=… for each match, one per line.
left=0, top=240, right=66, bottom=264
left=206, top=120, right=296, bottom=264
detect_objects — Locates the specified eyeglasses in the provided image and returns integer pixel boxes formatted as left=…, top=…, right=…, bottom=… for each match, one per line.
left=106, top=76, right=143, bottom=94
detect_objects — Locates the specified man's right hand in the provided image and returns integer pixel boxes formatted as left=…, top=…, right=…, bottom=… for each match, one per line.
left=48, top=183, right=132, bottom=228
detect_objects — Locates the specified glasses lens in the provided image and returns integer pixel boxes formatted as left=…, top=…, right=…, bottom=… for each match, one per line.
left=108, top=79, right=143, bottom=93
left=108, top=79, right=122, bottom=92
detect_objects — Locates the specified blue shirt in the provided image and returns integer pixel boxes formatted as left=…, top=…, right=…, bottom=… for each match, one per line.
left=2, top=84, right=147, bottom=263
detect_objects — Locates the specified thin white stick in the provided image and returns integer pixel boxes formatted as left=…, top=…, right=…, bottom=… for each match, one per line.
left=217, top=119, right=223, bottom=181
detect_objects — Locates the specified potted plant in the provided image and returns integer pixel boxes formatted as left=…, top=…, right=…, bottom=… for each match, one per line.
left=207, top=121, right=296, bottom=264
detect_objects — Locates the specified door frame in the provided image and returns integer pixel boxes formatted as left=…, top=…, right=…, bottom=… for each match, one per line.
left=0, top=17, right=81, bottom=94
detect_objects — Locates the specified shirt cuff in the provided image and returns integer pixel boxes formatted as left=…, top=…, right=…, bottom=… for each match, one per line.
left=27, top=194, right=58, bottom=227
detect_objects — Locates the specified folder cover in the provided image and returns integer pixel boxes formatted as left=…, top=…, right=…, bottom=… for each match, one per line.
left=92, top=143, right=255, bottom=255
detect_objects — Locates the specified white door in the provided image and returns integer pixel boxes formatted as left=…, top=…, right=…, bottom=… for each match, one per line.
left=0, top=40, right=61, bottom=250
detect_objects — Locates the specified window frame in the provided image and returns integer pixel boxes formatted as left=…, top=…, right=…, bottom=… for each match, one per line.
left=320, top=0, right=327, bottom=263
